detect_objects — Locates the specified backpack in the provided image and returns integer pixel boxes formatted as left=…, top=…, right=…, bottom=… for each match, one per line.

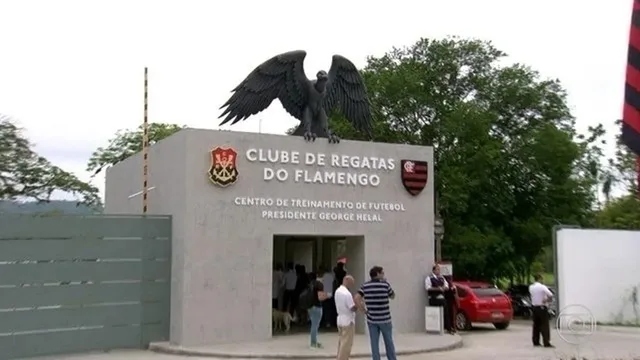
left=299, top=283, right=315, bottom=310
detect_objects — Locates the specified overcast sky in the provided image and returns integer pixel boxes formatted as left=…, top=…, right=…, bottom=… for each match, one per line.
left=0, top=0, right=632, bottom=200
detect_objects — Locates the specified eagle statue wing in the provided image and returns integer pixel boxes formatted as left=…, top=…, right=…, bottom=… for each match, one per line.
left=219, top=50, right=309, bottom=125
left=323, top=55, right=373, bottom=138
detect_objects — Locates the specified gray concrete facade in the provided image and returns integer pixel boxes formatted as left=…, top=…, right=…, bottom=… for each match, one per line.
left=104, top=128, right=434, bottom=347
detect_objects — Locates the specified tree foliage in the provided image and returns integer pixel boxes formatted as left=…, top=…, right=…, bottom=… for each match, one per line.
left=0, top=115, right=100, bottom=206
left=86, top=123, right=184, bottom=176
left=606, top=119, right=638, bottom=196
left=92, top=38, right=638, bottom=282
left=596, top=195, right=640, bottom=230
left=327, top=37, right=599, bottom=281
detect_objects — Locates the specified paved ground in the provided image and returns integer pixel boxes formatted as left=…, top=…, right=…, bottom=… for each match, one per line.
left=149, top=331, right=461, bottom=358
left=30, top=321, right=640, bottom=360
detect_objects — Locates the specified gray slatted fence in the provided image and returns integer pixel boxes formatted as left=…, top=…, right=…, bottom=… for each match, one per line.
left=0, top=214, right=172, bottom=360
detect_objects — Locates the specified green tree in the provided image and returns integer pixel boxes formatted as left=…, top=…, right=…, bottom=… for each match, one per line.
left=0, top=115, right=100, bottom=206
left=326, top=37, right=596, bottom=280
left=596, top=195, right=640, bottom=230
left=86, top=123, right=184, bottom=176
left=608, top=119, right=638, bottom=195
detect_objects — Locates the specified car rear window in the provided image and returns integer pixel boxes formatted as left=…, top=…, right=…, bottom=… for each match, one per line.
left=471, top=287, right=505, bottom=297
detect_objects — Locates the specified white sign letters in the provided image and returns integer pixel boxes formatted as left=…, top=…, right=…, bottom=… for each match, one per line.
left=245, top=148, right=395, bottom=187
left=233, top=196, right=406, bottom=223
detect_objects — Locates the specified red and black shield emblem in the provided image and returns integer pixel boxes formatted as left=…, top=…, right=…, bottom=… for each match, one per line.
left=400, top=160, right=428, bottom=196
left=208, top=147, right=239, bottom=187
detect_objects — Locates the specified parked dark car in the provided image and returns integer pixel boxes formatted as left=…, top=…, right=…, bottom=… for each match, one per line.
left=506, top=284, right=556, bottom=318
left=506, top=285, right=533, bottom=318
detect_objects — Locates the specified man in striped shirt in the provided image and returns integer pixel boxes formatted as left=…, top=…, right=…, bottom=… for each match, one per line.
left=355, top=266, right=396, bottom=360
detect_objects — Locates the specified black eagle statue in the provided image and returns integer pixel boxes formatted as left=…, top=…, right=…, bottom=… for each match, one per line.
left=219, top=50, right=373, bottom=143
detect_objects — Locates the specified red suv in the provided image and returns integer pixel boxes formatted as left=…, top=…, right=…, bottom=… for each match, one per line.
left=453, top=281, right=513, bottom=330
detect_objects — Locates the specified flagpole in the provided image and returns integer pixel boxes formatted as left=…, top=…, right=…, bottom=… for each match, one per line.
left=637, top=158, right=640, bottom=197
left=142, top=67, right=149, bottom=214
left=623, top=1, right=640, bottom=198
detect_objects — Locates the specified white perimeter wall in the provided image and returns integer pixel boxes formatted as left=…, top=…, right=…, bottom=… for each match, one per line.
left=556, top=228, right=640, bottom=324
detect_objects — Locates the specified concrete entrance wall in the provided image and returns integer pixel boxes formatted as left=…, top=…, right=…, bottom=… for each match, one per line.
left=104, top=129, right=435, bottom=346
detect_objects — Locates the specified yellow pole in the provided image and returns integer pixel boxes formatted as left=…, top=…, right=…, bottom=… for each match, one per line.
left=142, top=67, right=149, bottom=214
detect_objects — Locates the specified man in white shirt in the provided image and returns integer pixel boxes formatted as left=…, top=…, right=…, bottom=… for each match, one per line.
left=319, top=266, right=335, bottom=327
left=529, top=274, right=554, bottom=348
left=272, top=263, right=285, bottom=309
left=335, top=275, right=357, bottom=360
left=283, top=262, right=298, bottom=315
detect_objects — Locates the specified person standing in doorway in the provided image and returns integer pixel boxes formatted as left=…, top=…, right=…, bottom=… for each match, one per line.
left=272, top=263, right=285, bottom=310
left=283, top=262, right=297, bottom=315
left=335, top=275, right=358, bottom=360
left=306, top=272, right=328, bottom=348
left=529, top=274, right=554, bottom=348
left=355, top=266, right=397, bottom=360
left=294, top=265, right=309, bottom=322
left=334, top=260, right=347, bottom=289
left=318, top=266, right=335, bottom=327
left=425, top=264, right=455, bottom=334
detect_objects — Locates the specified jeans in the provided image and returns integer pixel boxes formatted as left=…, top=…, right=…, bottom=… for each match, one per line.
left=367, top=322, right=396, bottom=360
left=308, top=306, right=323, bottom=345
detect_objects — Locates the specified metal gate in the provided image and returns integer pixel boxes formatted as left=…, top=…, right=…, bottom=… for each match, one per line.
left=0, top=214, right=172, bottom=360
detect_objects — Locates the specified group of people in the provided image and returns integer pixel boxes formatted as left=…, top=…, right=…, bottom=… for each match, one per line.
left=334, top=265, right=398, bottom=360
left=273, top=261, right=398, bottom=360
left=272, top=261, right=346, bottom=327
left=274, top=260, right=557, bottom=359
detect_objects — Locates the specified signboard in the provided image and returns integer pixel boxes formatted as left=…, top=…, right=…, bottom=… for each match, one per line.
left=207, top=146, right=429, bottom=223
left=425, top=306, right=444, bottom=334
left=245, top=148, right=396, bottom=187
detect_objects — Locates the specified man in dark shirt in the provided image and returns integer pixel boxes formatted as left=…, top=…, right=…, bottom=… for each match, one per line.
left=355, top=266, right=396, bottom=360
left=333, top=261, right=347, bottom=291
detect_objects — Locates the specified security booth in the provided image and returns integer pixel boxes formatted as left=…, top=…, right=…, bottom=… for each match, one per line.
left=104, top=129, right=436, bottom=346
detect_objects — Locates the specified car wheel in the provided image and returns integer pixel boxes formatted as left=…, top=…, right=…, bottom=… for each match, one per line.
left=456, top=312, right=472, bottom=331
left=493, top=322, right=510, bottom=330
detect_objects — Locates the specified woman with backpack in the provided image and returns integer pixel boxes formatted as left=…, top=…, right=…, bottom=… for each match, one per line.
left=302, top=272, right=328, bottom=348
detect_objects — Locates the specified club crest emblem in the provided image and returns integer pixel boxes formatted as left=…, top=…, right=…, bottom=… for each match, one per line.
left=400, top=160, right=428, bottom=196
left=208, top=147, right=238, bottom=187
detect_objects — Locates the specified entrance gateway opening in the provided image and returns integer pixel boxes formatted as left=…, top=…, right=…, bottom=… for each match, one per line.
left=272, top=235, right=364, bottom=335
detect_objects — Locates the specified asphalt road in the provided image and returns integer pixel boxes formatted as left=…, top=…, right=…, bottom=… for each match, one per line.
left=33, top=321, right=640, bottom=360
left=420, top=320, right=640, bottom=360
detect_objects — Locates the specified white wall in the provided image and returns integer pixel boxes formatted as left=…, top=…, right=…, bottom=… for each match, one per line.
left=556, top=228, right=640, bottom=324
